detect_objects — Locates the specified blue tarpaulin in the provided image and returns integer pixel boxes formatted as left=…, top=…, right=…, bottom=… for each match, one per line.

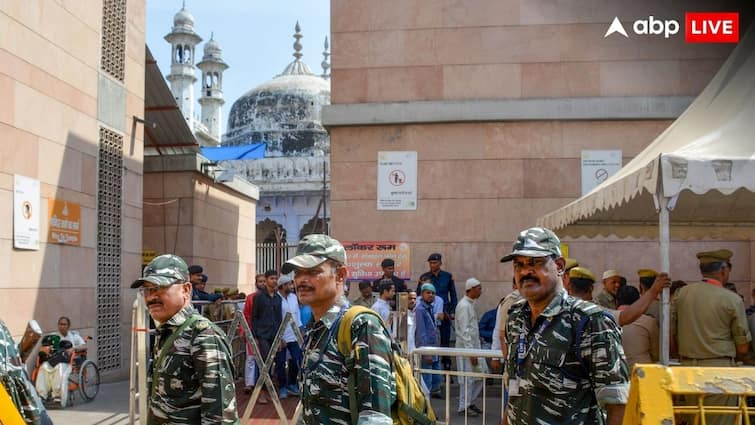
left=201, top=143, right=266, bottom=161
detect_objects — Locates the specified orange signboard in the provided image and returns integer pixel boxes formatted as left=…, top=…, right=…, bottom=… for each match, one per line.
left=342, top=241, right=411, bottom=281
left=47, top=199, right=81, bottom=246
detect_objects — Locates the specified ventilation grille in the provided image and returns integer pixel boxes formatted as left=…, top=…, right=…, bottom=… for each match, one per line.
left=100, top=0, right=127, bottom=82
left=96, top=127, right=123, bottom=372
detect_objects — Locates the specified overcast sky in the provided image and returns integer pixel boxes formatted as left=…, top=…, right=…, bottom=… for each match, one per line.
left=146, top=0, right=331, bottom=130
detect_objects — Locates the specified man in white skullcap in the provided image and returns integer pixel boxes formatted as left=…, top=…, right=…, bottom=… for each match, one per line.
left=454, top=277, right=487, bottom=417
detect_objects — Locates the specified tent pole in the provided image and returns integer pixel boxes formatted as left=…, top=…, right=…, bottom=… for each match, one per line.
left=659, top=196, right=671, bottom=365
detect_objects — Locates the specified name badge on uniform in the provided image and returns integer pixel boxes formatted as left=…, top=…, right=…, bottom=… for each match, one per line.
left=508, top=378, right=520, bottom=397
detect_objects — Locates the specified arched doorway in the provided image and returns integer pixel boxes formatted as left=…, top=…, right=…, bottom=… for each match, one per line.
left=299, top=216, right=329, bottom=240
left=256, top=218, right=286, bottom=244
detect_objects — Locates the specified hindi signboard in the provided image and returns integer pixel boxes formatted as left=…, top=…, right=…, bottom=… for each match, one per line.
left=377, top=151, right=417, bottom=210
left=13, top=175, right=40, bottom=250
left=342, top=241, right=411, bottom=281
left=47, top=199, right=81, bottom=246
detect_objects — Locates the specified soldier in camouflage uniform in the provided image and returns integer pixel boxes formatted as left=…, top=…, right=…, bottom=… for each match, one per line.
left=282, top=234, right=397, bottom=425
left=1, top=319, right=49, bottom=425
left=500, top=227, right=629, bottom=425
left=131, top=255, right=238, bottom=425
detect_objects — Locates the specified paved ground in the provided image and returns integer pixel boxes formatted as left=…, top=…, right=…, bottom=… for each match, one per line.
left=47, top=381, right=130, bottom=425
left=47, top=378, right=504, bottom=425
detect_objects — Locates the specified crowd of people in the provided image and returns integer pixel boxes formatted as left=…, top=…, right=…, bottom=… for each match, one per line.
left=3, top=227, right=754, bottom=425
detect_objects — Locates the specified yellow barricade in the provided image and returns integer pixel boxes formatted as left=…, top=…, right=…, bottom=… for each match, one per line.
left=623, top=364, right=755, bottom=425
left=0, top=382, right=26, bottom=425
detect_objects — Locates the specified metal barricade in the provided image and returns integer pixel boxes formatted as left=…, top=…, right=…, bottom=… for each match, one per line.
left=623, top=364, right=755, bottom=425
left=129, top=298, right=305, bottom=424
left=411, top=346, right=505, bottom=425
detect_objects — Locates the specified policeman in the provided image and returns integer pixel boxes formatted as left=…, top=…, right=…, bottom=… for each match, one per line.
left=671, top=249, right=751, bottom=425
left=502, top=227, right=629, bottom=425
left=132, top=255, right=238, bottom=425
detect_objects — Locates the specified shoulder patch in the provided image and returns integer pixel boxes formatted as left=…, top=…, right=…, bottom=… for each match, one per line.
left=195, top=320, right=210, bottom=331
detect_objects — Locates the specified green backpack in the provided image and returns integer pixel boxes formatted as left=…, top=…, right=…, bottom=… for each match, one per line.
left=336, top=305, right=436, bottom=425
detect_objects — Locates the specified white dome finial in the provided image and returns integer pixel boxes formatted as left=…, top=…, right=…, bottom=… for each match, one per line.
left=293, top=21, right=303, bottom=61
left=321, top=36, right=330, bottom=80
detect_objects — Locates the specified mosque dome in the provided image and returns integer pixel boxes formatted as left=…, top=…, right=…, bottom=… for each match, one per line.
left=224, top=23, right=330, bottom=155
left=173, top=6, right=195, bottom=29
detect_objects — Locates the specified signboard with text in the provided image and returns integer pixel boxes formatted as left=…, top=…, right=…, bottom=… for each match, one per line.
left=377, top=151, right=417, bottom=210
left=47, top=199, right=81, bottom=246
left=581, top=150, right=622, bottom=195
left=342, top=241, right=411, bottom=281
left=13, top=175, right=40, bottom=250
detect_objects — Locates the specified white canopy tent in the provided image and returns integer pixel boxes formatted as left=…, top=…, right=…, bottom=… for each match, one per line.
left=538, top=28, right=755, bottom=364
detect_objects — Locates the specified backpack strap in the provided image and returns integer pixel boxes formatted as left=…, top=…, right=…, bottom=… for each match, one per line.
left=335, top=305, right=391, bottom=425
left=570, top=309, right=617, bottom=381
left=151, top=314, right=202, bottom=397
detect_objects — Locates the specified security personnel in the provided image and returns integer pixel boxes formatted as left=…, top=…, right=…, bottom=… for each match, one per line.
left=637, top=269, right=659, bottom=320
left=132, top=255, right=238, bottom=425
left=561, top=258, right=579, bottom=291
left=671, top=249, right=751, bottom=425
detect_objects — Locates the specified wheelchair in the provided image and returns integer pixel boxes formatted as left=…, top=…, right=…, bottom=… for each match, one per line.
left=31, top=335, right=101, bottom=407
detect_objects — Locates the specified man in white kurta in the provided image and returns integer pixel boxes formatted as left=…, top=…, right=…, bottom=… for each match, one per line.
left=454, top=278, right=487, bottom=416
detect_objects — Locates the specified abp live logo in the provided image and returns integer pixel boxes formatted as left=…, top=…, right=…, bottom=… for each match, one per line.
left=686, top=13, right=739, bottom=43
left=605, top=12, right=739, bottom=43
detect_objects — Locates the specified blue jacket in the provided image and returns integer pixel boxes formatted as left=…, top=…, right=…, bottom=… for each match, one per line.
left=415, top=301, right=440, bottom=351
left=478, top=308, right=497, bottom=343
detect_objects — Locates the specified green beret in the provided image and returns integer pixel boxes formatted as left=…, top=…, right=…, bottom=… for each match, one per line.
left=696, top=249, right=733, bottom=265
left=569, top=267, right=595, bottom=282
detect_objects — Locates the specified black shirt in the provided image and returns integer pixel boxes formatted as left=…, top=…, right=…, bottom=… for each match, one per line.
left=251, top=290, right=282, bottom=341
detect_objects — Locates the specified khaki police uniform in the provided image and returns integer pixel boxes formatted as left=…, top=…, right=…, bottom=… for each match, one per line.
left=671, top=249, right=751, bottom=425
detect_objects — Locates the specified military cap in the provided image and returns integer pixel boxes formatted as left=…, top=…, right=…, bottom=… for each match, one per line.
left=465, top=277, right=481, bottom=291
left=696, top=249, right=733, bottom=265
left=420, top=283, right=436, bottom=293
left=281, top=234, right=347, bottom=274
left=381, top=258, right=395, bottom=267
left=501, top=227, right=562, bottom=262
left=637, top=269, right=657, bottom=279
left=565, top=258, right=579, bottom=271
left=131, top=254, right=189, bottom=288
left=200, top=273, right=208, bottom=283
left=569, top=267, right=596, bottom=282
left=188, top=265, right=203, bottom=274
left=602, top=269, right=622, bottom=280
left=427, top=253, right=442, bottom=262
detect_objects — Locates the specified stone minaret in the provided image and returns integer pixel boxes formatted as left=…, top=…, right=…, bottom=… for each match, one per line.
left=164, top=2, right=202, bottom=128
left=197, top=33, right=228, bottom=144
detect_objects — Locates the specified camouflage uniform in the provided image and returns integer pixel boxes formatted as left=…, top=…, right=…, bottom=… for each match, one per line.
left=132, top=254, right=239, bottom=425
left=0, top=319, right=46, bottom=425
left=149, top=306, right=239, bottom=424
left=504, top=290, right=629, bottom=425
left=300, top=297, right=396, bottom=425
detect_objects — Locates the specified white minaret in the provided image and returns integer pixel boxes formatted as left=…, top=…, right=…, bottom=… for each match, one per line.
left=197, top=33, right=228, bottom=144
left=164, top=2, right=202, bottom=128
